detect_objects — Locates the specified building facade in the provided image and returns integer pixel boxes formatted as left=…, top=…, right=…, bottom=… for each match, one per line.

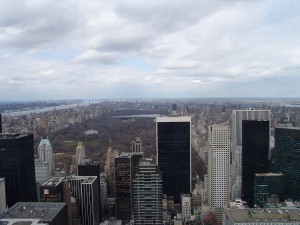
left=132, top=137, right=143, bottom=153
left=208, top=125, right=230, bottom=225
left=133, top=158, right=163, bottom=225
left=35, top=160, right=50, bottom=184
left=38, top=137, right=55, bottom=174
left=231, top=109, right=271, bottom=199
left=69, top=176, right=99, bottom=225
left=273, top=127, right=300, bottom=200
left=253, top=173, right=284, bottom=207
left=0, top=178, right=6, bottom=215
left=0, top=133, right=37, bottom=207
left=242, top=120, right=269, bottom=207
left=156, top=116, right=191, bottom=203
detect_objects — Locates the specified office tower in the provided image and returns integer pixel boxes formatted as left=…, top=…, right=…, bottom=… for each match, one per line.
left=242, top=120, right=269, bottom=207
left=156, top=116, right=191, bottom=203
left=0, top=178, right=6, bottom=215
left=208, top=125, right=230, bottom=225
left=133, top=158, right=163, bottom=225
left=114, top=153, right=132, bottom=222
left=38, top=137, right=55, bottom=174
left=181, top=194, right=191, bottom=221
left=231, top=109, right=271, bottom=199
left=0, top=202, right=68, bottom=225
left=35, top=160, right=50, bottom=184
left=132, top=137, right=143, bottom=153
left=0, top=133, right=37, bottom=207
left=40, top=177, right=79, bottom=225
left=69, top=176, right=99, bottom=225
left=78, top=162, right=102, bottom=222
left=40, top=177, right=64, bottom=202
left=273, top=126, right=300, bottom=200
left=253, top=173, right=284, bottom=207
left=104, top=147, right=119, bottom=197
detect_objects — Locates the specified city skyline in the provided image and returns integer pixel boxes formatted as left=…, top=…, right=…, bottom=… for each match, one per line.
left=0, top=0, right=300, bottom=100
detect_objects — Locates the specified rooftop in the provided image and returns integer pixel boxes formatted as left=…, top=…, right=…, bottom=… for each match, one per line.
left=0, top=218, right=47, bottom=225
left=41, top=177, right=64, bottom=187
left=226, top=208, right=300, bottom=223
left=1, top=202, right=66, bottom=222
left=255, top=172, right=283, bottom=177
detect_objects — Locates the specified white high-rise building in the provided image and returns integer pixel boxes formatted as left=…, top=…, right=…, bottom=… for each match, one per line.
left=38, top=137, right=55, bottom=174
left=208, top=125, right=230, bottom=225
left=181, top=194, right=191, bottom=221
left=76, top=142, right=86, bottom=164
left=231, top=109, right=271, bottom=200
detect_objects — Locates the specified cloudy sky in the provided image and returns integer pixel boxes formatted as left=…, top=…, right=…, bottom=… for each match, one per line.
left=0, top=0, right=299, bottom=100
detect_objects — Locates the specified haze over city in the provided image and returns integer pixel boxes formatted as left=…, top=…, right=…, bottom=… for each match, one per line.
left=0, top=0, right=299, bottom=100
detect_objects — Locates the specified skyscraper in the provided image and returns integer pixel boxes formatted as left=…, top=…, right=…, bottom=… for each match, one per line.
left=69, top=176, right=100, bottom=225
left=273, top=126, right=300, bottom=200
left=132, top=137, right=143, bottom=153
left=78, top=162, right=102, bottom=222
left=104, top=147, right=119, bottom=197
left=231, top=109, right=271, bottom=199
left=156, top=116, right=191, bottom=203
left=208, top=125, right=230, bottom=225
left=0, top=133, right=37, bottom=207
left=114, top=152, right=143, bottom=222
left=242, top=120, right=269, bottom=207
left=38, top=137, right=55, bottom=174
left=133, top=158, right=163, bottom=225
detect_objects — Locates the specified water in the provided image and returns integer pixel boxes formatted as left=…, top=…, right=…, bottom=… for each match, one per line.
left=2, top=100, right=102, bottom=116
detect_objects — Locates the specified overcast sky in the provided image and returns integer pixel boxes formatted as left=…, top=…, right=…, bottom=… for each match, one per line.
left=0, top=0, right=299, bottom=100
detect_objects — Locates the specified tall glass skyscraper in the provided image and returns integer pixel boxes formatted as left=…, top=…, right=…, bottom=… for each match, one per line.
left=0, top=133, right=37, bottom=207
left=156, top=116, right=191, bottom=203
left=242, top=120, right=269, bottom=207
left=273, top=127, right=300, bottom=200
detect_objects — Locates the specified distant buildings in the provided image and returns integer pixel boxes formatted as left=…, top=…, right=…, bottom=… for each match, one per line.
left=0, top=133, right=37, bottom=207
left=208, top=125, right=230, bottom=225
left=132, top=137, right=143, bottom=153
left=156, top=116, right=191, bottom=203
left=133, top=158, right=163, bottom=225
left=242, top=120, right=269, bottom=207
left=273, top=126, right=300, bottom=200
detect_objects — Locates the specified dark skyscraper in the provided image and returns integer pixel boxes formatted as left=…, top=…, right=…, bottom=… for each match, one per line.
left=242, top=120, right=269, bottom=207
left=0, top=114, right=2, bottom=133
left=78, top=162, right=102, bottom=221
left=0, top=133, right=37, bottom=207
left=156, top=117, right=191, bottom=203
left=273, top=127, right=300, bottom=200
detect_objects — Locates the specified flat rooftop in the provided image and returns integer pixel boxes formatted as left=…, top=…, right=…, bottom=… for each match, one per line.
left=226, top=208, right=300, bottom=223
left=41, top=177, right=64, bottom=187
left=0, top=178, right=4, bottom=182
left=1, top=202, right=66, bottom=222
left=0, top=218, right=47, bottom=225
left=255, top=172, right=283, bottom=177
